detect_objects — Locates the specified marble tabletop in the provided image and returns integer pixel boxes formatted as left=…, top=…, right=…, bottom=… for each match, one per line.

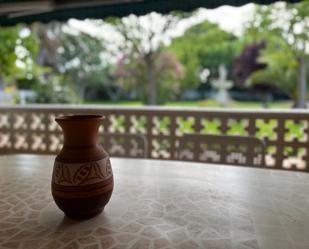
left=0, top=155, right=309, bottom=249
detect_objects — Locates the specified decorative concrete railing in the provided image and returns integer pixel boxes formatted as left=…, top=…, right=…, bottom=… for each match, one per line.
left=0, top=105, right=308, bottom=172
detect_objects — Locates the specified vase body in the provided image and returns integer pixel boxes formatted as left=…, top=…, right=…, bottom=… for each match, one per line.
left=51, top=115, right=113, bottom=219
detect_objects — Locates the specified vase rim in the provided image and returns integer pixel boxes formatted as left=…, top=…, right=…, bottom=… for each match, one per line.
left=55, top=115, right=104, bottom=122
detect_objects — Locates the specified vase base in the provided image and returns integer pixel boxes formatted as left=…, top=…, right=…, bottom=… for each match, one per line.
left=65, top=208, right=103, bottom=220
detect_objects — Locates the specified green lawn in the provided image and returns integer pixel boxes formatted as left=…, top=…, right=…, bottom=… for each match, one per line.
left=84, top=99, right=292, bottom=109
left=84, top=100, right=142, bottom=106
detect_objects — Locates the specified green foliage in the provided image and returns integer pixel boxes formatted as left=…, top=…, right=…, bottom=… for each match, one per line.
left=201, top=119, right=221, bottom=134
left=169, top=20, right=240, bottom=90
left=227, top=120, right=248, bottom=136
left=114, top=51, right=184, bottom=103
left=176, top=117, right=195, bottom=135
left=32, top=74, right=79, bottom=103
left=0, top=25, right=39, bottom=84
left=59, top=31, right=113, bottom=99
left=2, top=4, right=309, bottom=106
left=249, top=36, right=299, bottom=95
left=107, top=13, right=186, bottom=104
left=243, top=2, right=309, bottom=99
left=155, top=52, right=185, bottom=103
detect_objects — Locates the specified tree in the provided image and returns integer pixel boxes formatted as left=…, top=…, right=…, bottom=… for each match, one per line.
left=113, top=51, right=184, bottom=103
left=234, top=40, right=267, bottom=85
left=243, top=2, right=309, bottom=108
left=26, top=22, right=79, bottom=103
left=95, top=13, right=187, bottom=105
left=58, top=30, right=113, bottom=100
left=0, top=25, right=39, bottom=86
left=31, top=22, right=60, bottom=70
left=169, top=20, right=240, bottom=90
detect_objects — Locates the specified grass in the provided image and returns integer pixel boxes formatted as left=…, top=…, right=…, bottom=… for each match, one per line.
left=84, top=100, right=142, bottom=106
left=165, top=99, right=291, bottom=108
left=84, top=99, right=292, bottom=109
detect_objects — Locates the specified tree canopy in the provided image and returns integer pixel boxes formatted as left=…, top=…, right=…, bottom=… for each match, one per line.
left=242, top=1, right=309, bottom=107
left=0, top=26, right=39, bottom=85
left=103, top=13, right=186, bottom=104
left=169, top=20, right=240, bottom=89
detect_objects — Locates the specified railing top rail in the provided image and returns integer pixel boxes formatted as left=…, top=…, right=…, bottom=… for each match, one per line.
left=1, top=104, right=309, bottom=115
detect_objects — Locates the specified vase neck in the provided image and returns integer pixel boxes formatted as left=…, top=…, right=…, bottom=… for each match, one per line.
left=56, top=116, right=103, bottom=147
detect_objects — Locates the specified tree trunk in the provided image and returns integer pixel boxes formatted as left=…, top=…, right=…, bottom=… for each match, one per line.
left=261, top=92, right=271, bottom=109
left=145, top=54, right=156, bottom=105
left=296, top=56, right=307, bottom=108
left=78, top=84, right=86, bottom=100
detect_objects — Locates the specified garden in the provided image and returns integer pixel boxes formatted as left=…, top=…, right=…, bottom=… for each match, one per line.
left=0, top=1, right=308, bottom=109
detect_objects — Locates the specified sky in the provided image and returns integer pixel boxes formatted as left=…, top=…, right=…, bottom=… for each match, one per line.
left=68, top=3, right=256, bottom=38
left=196, top=4, right=255, bottom=36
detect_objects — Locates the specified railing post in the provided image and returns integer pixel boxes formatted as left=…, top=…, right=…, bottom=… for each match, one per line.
left=146, top=114, right=152, bottom=159
left=274, top=118, right=285, bottom=170
left=170, top=112, right=177, bottom=160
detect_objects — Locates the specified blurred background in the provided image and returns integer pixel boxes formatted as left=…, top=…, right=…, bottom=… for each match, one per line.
left=1, top=1, right=309, bottom=109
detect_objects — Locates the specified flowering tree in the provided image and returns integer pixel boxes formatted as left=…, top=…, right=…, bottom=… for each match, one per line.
left=101, top=13, right=186, bottom=104
left=113, top=51, right=184, bottom=103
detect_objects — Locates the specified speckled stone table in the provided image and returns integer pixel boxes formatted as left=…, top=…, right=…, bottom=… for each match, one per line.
left=0, top=155, right=309, bottom=249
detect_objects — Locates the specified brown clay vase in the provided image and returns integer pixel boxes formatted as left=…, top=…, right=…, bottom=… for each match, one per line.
left=51, top=115, right=113, bottom=219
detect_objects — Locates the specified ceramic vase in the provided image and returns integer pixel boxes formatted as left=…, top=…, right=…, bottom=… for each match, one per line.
left=51, top=115, right=113, bottom=219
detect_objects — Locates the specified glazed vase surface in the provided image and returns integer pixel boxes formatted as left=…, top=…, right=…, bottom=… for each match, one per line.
left=51, top=115, right=113, bottom=219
